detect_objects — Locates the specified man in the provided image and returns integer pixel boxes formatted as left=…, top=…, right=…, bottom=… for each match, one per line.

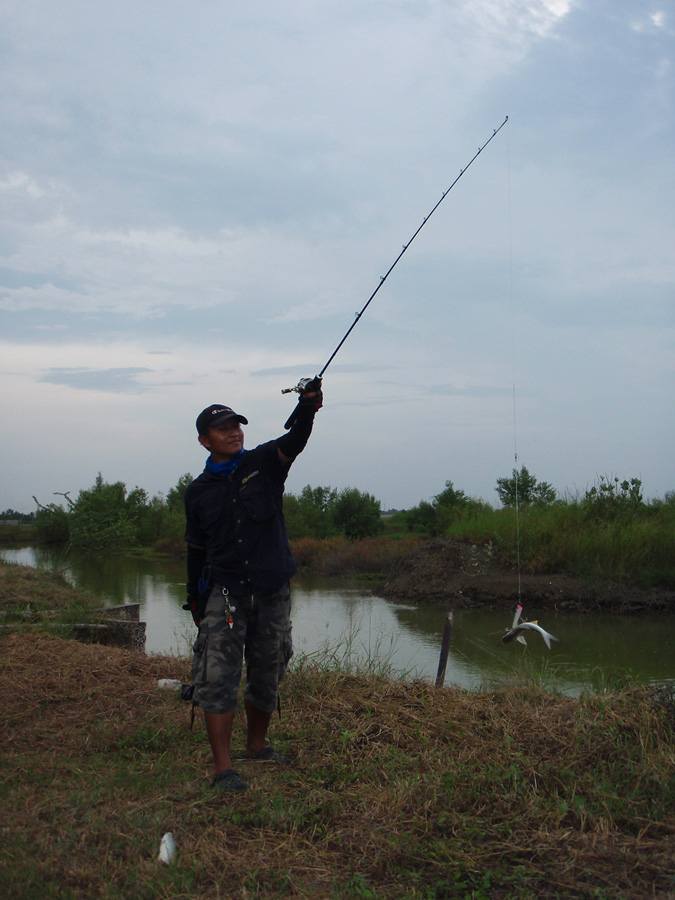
left=183, top=380, right=322, bottom=792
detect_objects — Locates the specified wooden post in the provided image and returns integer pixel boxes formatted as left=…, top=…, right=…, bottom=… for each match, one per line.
left=435, top=610, right=454, bottom=687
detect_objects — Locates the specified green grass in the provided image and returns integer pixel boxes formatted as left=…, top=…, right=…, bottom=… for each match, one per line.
left=2, top=626, right=674, bottom=899
left=289, top=494, right=672, bottom=589
left=442, top=500, right=675, bottom=587
left=0, top=558, right=100, bottom=633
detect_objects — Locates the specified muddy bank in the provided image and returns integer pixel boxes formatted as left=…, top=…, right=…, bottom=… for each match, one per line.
left=381, top=539, right=675, bottom=614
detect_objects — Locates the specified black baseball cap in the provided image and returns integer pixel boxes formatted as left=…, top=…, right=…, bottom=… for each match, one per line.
left=196, top=404, right=248, bottom=435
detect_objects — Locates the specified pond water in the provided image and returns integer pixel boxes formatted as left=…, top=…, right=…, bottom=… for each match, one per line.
left=2, top=545, right=673, bottom=696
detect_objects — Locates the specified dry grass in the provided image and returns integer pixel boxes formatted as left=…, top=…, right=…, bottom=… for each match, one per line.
left=290, top=536, right=422, bottom=578
left=1, top=627, right=674, bottom=900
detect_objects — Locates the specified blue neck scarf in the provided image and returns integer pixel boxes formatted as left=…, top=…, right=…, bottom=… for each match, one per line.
left=205, top=449, right=247, bottom=477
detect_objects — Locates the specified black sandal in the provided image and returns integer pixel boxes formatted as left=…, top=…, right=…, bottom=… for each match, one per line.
left=212, top=768, right=247, bottom=792
left=233, top=746, right=291, bottom=764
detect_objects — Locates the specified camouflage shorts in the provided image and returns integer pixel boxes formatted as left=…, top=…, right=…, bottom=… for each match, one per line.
left=191, top=582, right=293, bottom=715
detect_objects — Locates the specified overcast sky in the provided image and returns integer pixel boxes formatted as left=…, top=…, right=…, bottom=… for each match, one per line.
left=1, top=0, right=673, bottom=515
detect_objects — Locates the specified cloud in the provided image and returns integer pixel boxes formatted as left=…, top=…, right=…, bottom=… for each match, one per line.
left=38, top=367, right=153, bottom=393
left=0, top=171, right=45, bottom=199
left=465, top=0, right=574, bottom=41
left=0, top=0, right=672, bottom=514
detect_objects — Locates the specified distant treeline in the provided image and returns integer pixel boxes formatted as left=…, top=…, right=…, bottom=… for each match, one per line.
left=23, top=465, right=555, bottom=550
left=29, top=472, right=387, bottom=550
left=20, top=469, right=675, bottom=588
left=0, top=509, right=35, bottom=524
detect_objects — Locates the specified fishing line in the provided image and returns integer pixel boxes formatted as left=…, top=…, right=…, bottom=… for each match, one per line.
left=283, top=116, right=509, bottom=420
left=506, top=119, right=523, bottom=602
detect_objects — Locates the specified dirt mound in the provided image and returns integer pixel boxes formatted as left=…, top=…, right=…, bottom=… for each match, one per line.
left=381, top=538, right=674, bottom=614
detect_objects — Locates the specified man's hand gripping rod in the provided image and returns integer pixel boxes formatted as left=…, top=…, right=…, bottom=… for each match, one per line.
left=282, top=116, right=509, bottom=428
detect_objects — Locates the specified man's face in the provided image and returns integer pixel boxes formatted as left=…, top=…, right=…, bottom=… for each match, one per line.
left=198, top=417, right=244, bottom=461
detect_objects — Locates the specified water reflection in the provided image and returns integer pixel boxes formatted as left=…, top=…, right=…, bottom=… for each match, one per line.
left=1, top=546, right=673, bottom=695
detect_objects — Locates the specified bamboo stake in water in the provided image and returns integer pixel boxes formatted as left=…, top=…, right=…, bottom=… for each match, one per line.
left=435, top=610, right=454, bottom=687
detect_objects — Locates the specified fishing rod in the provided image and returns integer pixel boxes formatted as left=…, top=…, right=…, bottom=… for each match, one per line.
left=283, top=115, right=509, bottom=427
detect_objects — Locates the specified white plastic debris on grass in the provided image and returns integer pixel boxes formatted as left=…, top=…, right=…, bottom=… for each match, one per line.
left=158, top=832, right=177, bottom=865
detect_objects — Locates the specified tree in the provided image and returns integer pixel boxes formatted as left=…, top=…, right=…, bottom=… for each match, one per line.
left=401, top=481, right=491, bottom=536
left=401, top=500, right=436, bottom=534
left=433, top=481, right=469, bottom=509
left=166, top=473, right=193, bottom=512
left=331, top=487, right=382, bottom=540
left=68, top=473, right=139, bottom=550
left=496, top=466, right=556, bottom=508
left=284, top=485, right=339, bottom=539
left=32, top=501, right=70, bottom=543
left=422, top=481, right=469, bottom=536
left=135, top=492, right=167, bottom=546
left=299, top=485, right=338, bottom=515
left=433, top=481, right=493, bottom=533
left=150, top=472, right=195, bottom=547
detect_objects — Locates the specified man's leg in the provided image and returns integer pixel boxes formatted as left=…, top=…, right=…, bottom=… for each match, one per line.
left=243, top=699, right=273, bottom=756
left=192, top=585, right=248, bottom=785
left=204, top=709, right=236, bottom=775
left=242, top=584, right=292, bottom=757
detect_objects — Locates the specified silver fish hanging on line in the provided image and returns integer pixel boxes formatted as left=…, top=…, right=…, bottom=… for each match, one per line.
left=501, top=603, right=559, bottom=650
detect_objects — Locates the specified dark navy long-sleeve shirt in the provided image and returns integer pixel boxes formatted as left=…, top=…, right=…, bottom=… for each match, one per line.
left=184, top=439, right=297, bottom=596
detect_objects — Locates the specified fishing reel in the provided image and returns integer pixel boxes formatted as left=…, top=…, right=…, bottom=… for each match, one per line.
left=281, top=376, right=322, bottom=429
left=281, top=376, right=319, bottom=395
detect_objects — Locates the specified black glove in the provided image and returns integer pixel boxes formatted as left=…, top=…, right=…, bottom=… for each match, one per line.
left=298, top=376, right=323, bottom=411
left=182, top=596, right=203, bottom=627
left=284, top=377, right=323, bottom=430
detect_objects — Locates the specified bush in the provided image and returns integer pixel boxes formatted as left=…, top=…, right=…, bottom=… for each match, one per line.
left=582, top=475, right=643, bottom=521
left=399, top=482, right=492, bottom=537
left=496, top=465, right=557, bottom=507
left=284, top=485, right=382, bottom=541
left=68, top=474, right=139, bottom=550
left=284, top=486, right=339, bottom=540
left=33, top=504, right=70, bottom=544
left=331, top=487, right=383, bottom=540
